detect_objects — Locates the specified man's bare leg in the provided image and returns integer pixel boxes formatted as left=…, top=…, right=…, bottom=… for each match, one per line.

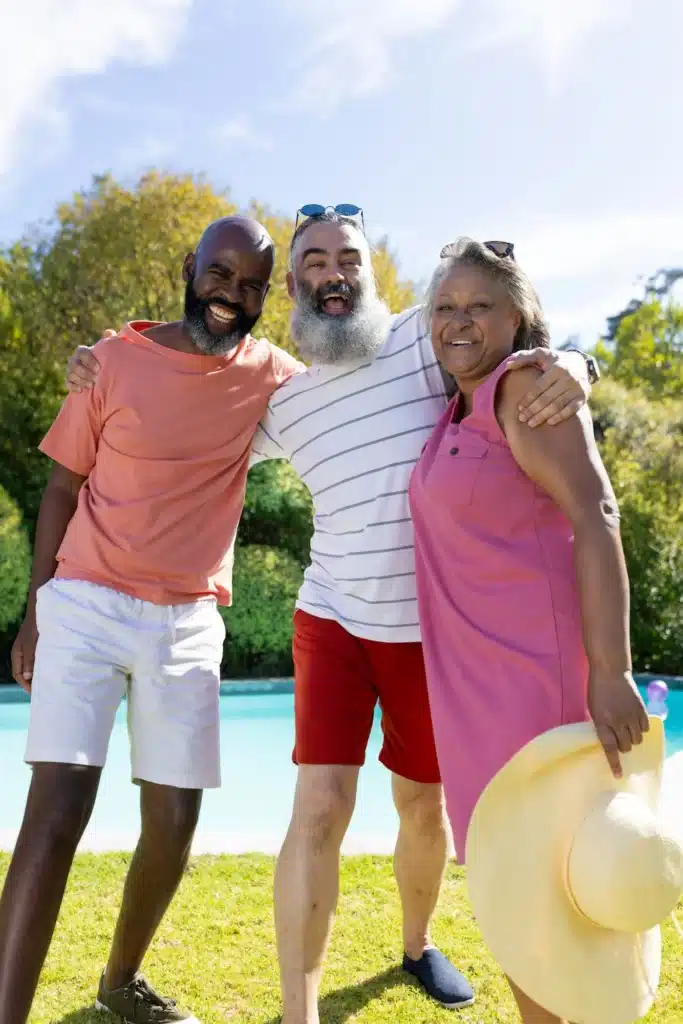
left=0, top=763, right=101, bottom=1023
left=103, top=782, right=202, bottom=990
left=274, top=765, right=359, bottom=1024
left=391, top=775, right=448, bottom=959
left=393, top=774, right=474, bottom=1007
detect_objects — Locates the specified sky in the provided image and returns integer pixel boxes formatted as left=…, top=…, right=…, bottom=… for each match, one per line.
left=0, top=0, right=682, bottom=347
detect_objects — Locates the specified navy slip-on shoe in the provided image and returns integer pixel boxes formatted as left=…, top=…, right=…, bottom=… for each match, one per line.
left=403, top=948, right=475, bottom=1010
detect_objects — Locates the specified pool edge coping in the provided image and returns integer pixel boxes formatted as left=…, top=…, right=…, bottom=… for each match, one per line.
left=0, top=673, right=680, bottom=703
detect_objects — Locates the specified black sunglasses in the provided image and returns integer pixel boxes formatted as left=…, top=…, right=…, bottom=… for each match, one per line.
left=295, top=203, right=365, bottom=232
left=440, top=239, right=515, bottom=261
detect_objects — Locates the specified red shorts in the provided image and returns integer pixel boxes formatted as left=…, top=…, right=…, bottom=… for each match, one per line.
left=292, top=609, right=441, bottom=784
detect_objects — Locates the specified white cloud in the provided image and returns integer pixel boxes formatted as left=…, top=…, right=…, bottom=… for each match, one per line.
left=469, top=0, right=633, bottom=86
left=515, top=211, right=683, bottom=284
left=285, top=0, right=462, bottom=110
left=0, top=0, right=193, bottom=175
left=284, top=0, right=633, bottom=111
left=213, top=116, right=272, bottom=151
left=117, top=134, right=179, bottom=172
left=501, top=209, right=683, bottom=344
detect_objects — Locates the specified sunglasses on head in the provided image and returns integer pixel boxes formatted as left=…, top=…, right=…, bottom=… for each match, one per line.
left=295, top=203, right=365, bottom=232
left=440, top=239, right=515, bottom=261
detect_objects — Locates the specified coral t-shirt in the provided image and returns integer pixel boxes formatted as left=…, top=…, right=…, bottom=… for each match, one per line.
left=39, top=322, right=302, bottom=605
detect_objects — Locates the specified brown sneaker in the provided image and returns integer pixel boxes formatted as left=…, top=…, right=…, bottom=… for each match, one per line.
left=95, top=972, right=200, bottom=1023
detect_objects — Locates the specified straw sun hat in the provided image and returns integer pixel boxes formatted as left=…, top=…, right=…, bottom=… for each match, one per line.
left=465, top=716, right=683, bottom=1024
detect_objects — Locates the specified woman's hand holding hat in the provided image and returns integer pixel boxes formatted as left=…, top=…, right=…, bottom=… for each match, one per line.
left=588, top=670, right=650, bottom=778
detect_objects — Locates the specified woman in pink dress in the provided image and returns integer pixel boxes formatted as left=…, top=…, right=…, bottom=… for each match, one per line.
left=408, top=238, right=649, bottom=1024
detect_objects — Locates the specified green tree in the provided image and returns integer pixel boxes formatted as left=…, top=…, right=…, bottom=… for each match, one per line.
left=594, top=275, right=683, bottom=400
left=0, top=282, right=63, bottom=525
left=220, top=545, right=303, bottom=677
left=238, top=461, right=313, bottom=567
left=591, top=380, right=683, bottom=674
left=0, top=486, right=31, bottom=678
left=0, top=486, right=30, bottom=633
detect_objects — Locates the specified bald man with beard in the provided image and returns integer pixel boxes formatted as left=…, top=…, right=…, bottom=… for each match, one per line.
left=0, top=217, right=302, bottom=1024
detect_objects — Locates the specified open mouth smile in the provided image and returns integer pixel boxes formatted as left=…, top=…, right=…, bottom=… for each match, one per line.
left=321, top=296, right=351, bottom=316
left=208, top=303, right=238, bottom=324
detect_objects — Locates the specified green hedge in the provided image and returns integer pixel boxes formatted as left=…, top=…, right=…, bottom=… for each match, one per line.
left=0, top=486, right=31, bottom=677
left=592, top=381, right=683, bottom=674
left=220, top=544, right=304, bottom=677
left=238, top=460, right=313, bottom=567
left=0, top=486, right=30, bottom=632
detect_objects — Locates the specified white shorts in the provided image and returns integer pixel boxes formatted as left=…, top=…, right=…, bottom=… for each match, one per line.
left=25, top=579, right=225, bottom=789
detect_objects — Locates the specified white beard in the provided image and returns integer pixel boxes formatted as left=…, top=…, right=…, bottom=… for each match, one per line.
left=291, top=282, right=392, bottom=366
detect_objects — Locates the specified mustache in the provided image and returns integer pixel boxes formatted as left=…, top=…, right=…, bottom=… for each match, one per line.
left=316, top=282, right=354, bottom=302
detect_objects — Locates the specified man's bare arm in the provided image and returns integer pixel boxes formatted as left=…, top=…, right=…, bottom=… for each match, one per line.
left=11, top=464, right=87, bottom=689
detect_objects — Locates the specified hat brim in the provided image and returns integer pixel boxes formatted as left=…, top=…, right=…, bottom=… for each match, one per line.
left=466, top=717, right=666, bottom=1024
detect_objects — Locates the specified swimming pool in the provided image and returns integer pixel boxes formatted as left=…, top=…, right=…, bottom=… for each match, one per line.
left=0, top=683, right=680, bottom=854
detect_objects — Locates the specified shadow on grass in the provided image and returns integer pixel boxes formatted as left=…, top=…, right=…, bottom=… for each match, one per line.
left=53, top=967, right=408, bottom=1024
left=263, top=965, right=407, bottom=1024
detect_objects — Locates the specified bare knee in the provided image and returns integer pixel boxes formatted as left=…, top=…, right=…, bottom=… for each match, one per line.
left=394, top=779, right=446, bottom=838
left=24, top=764, right=100, bottom=854
left=140, top=784, right=202, bottom=853
left=290, top=769, right=358, bottom=852
left=301, top=789, right=355, bottom=851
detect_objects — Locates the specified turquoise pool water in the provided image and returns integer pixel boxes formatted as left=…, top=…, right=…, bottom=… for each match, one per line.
left=0, top=685, right=680, bottom=853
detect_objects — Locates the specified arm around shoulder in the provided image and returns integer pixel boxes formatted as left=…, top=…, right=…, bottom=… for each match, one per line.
left=496, top=366, right=611, bottom=525
left=270, top=343, right=306, bottom=385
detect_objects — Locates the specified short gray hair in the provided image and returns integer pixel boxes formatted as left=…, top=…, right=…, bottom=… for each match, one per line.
left=288, top=211, right=370, bottom=271
left=423, top=237, right=550, bottom=351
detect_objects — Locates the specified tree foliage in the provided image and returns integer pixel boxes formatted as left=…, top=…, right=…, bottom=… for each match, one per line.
left=219, top=545, right=303, bottom=677
left=592, top=380, right=683, bottom=673
left=238, top=461, right=313, bottom=567
left=0, top=486, right=30, bottom=633
left=594, top=268, right=683, bottom=400
left=595, top=299, right=683, bottom=400
left=589, top=273, right=683, bottom=672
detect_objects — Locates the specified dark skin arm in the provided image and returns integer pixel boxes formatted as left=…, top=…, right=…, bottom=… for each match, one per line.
left=496, top=366, right=648, bottom=778
left=11, top=464, right=86, bottom=691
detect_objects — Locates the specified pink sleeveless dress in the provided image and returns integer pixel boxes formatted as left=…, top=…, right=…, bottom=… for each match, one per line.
left=408, top=358, right=590, bottom=861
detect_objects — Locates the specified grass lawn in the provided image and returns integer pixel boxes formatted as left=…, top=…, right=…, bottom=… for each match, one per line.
left=4, top=853, right=681, bottom=1024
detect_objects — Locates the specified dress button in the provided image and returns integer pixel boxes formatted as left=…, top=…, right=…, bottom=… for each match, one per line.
left=450, top=447, right=459, bottom=456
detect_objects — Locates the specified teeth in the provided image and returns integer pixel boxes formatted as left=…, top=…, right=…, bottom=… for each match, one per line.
left=209, top=304, right=236, bottom=322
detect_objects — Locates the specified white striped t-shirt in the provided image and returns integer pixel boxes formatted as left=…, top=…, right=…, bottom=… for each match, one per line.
left=250, top=305, right=449, bottom=643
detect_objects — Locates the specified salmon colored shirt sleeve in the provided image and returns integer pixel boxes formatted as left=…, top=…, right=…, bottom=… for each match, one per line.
left=39, top=371, right=106, bottom=476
